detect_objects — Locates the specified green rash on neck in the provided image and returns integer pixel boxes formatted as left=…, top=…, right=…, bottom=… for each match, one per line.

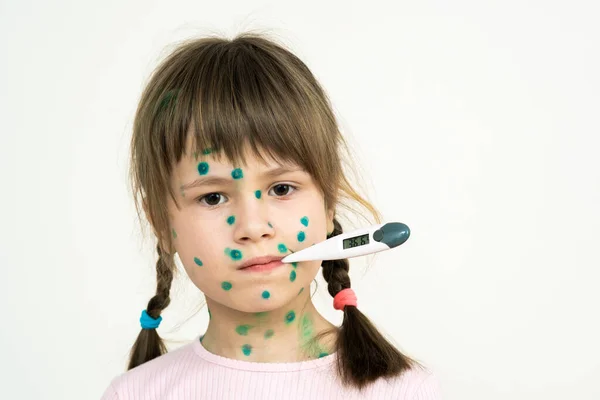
left=298, top=313, right=330, bottom=359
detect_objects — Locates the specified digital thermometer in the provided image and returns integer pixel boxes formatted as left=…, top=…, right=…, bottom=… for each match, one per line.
left=281, top=222, right=410, bottom=263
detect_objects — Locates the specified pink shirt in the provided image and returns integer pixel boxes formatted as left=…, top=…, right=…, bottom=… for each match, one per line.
left=101, top=335, right=442, bottom=399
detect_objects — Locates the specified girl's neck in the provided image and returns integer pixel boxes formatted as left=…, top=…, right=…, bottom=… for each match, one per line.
left=201, top=293, right=338, bottom=363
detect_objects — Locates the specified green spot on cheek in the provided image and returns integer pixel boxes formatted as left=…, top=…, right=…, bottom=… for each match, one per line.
left=285, top=310, right=296, bottom=324
left=268, top=222, right=273, bottom=228
left=231, top=168, right=243, bottom=179
left=193, top=257, right=203, bottom=266
left=171, top=228, right=177, bottom=239
left=262, top=290, right=270, bottom=299
left=297, top=231, right=306, bottom=242
left=235, top=324, right=253, bottom=336
left=300, top=216, right=309, bottom=227
left=290, top=270, right=296, bottom=282
left=298, top=287, right=304, bottom=295
left=242, top=344, right=252, bottom=356
left=278, top=243, right=287, bottom=253
left=225, top=247, right=242, bottom=260
left=255, top=190, right=261, bottom=199
left=264, top=329, right=274, bottom=339
left=197, top=162, right=209, bottom=175
left=227, top=215, right=235, bottom=225
left=292, top=262, right=298, bottom=268
left=221, top=281, right=232, bottom=291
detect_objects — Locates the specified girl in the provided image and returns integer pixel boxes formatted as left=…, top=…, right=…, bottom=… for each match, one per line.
left=101, top=32, right=441, bottom=399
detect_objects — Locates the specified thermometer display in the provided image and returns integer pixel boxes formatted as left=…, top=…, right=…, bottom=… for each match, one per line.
left=342, top=234, right=370, bottom=249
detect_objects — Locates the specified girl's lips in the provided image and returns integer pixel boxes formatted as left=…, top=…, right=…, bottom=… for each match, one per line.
left=239, top=260, right=284, bottom=272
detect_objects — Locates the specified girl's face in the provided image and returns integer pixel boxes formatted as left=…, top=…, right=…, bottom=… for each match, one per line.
left=167, top=141, right=334, bottom=313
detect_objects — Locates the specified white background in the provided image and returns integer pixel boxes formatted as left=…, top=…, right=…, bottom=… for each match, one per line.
left=1, top=1, right=599, bottom=399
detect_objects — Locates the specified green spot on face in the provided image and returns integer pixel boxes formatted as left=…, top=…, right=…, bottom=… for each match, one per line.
left=208, top=308, right=211, bottom=319
left=318, top=352, right=329, bottom=358
left=221, top=281, right=232, bottom=291
left=255, top=190, right=261, bottom=199
left=298, top=287, right=304, bottom=295
left=235, top=324, right=253, bottom=336
left=300, top=216, right=309, bottom=227
left=225, top=248, right=242, bottom=260
left=193, top=257, right=203, bottom=266
left=285, top=310, right=296, bottom=325
left=290, top=270, right=296, bottom=282
left=200, top=335, right=204, bottom=343
left=264, top=329, right=274, bottom=339
left=242, top=344, right=252, bottom=356
left=202, top=148, right=212, bottom=155
left=268, top=222, right=273, bottom=228
left=227, top=215, right=235, bottom=225
left=171, top=228, right=177, bottom=239
left=297, top=231, right=306, bottom=242
left=278, top=243, right=287, bottom=253
left=231, top=168, right=243, bottom=179
left=292, top=262, right=298, bottom=268
left=197, top=162, right=209, bottom=175
left=262, top=290, right=270, bottom=299
left=255, top=311, right=268, bottom=318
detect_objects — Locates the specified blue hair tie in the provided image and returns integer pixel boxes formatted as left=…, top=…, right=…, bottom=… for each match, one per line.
left=140, top=310, right=162, bottom=329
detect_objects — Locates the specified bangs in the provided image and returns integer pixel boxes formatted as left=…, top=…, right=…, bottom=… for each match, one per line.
left=156, top=40, right=332, bottom=176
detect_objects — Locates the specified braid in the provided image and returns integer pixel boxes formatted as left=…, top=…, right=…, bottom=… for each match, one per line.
left=321, top=217, right=419, bottom=391
left=127, top=244, right=174, bottom=370
left=146, top=244, right=173, bottom=317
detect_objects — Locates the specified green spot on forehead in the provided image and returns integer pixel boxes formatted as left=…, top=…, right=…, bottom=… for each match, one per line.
left=197, top=162, right=209, bottom=175
left=264, top=329, right=274, bottom=339
left=255, top=190, right=262, bottom=199
left=297, top=231, right=306, bottom=242
left=277, top=243, right=287, bottom=253
left=193, top=257, right=203, bottom=266
left=262, top=290, right=270, bottom=299
left=221, top=281, right=232, bottom=291
left=285, top=310, right=296, bottom=324
left=202, top=148, right=212, bottom=155
left=235, top=324, right=253, bottom=336
left=289, top=270, right=296, bottom=282
left=231, top=168, right=243, bottom=179
left=227, top=215, right=235, bottom=225
left=300, top=216, right=309, bottom=227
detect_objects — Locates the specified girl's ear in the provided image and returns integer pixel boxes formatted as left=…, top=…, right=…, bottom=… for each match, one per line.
left=326, top=208, right=335, bottom=236
left=143, top=199, right=171, bottom=253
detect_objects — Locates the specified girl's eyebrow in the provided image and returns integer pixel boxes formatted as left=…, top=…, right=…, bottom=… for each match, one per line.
left=180, top=166, right=304, bottom=190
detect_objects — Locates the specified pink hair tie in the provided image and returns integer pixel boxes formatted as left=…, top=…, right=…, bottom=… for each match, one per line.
left=333, top=288, right=357, bottom=310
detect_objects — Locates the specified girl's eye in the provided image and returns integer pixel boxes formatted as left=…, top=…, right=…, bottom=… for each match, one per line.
left=198, top=193, right=227, bottom=206
left=269, top=184, right=296, bottom=197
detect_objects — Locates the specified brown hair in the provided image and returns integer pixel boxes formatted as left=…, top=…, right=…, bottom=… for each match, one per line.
left=127, top=30, right=422, bottom=391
